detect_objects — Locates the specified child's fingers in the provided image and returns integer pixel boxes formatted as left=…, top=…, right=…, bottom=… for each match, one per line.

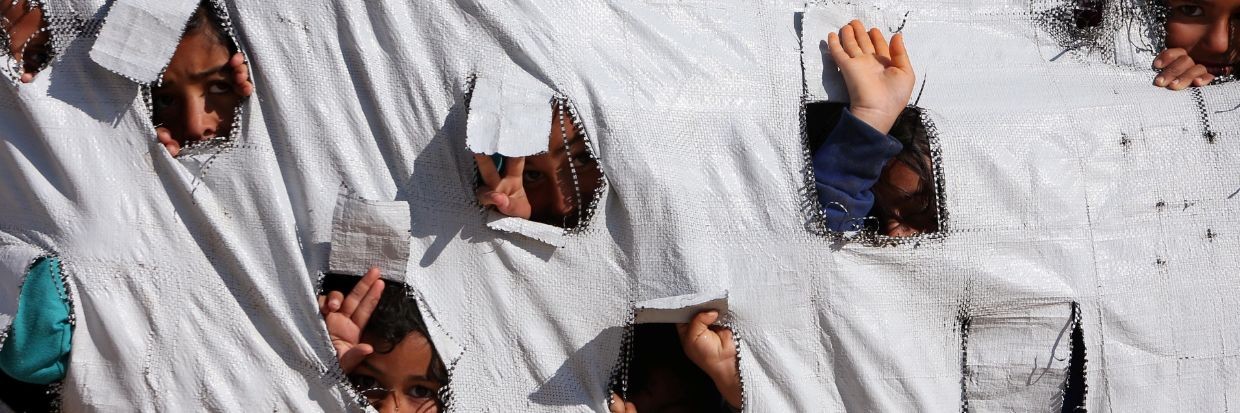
left=339, top=343, right=373, bottom=374
left=826, top=33, right=850, bottom=65
left=1155, top=55, right=1196, bottom=87
left=869, top=28, right=890, bottom=59
left=839, top=23, right=862, bottom=58
left=474, top=154, right=502, bottom=188
left=326, top=290, right=345, bottom=314
left=850, top=20, right=875, bottom=55
left=340, top=268, right=381, bottom=317
left=504, top=156, right=526, bottom=180
left=1170, top=65, right=1209, bottom=91
left=1153, top=48, right=1186, bottom=69
left=1193, top=73, right=1216, bottom=87
left=19, top=72, right=33, bottom=83
left=350, top=278, right=384, bottom=327
left=156, top=127, right=180, bottom=157
left=677, top=310, right=719, bottom=345
left=890, top=33, right=913, bottom=73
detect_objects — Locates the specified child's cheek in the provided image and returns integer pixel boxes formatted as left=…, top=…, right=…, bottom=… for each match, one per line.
left=1164, top=22, right=1204, bottom=50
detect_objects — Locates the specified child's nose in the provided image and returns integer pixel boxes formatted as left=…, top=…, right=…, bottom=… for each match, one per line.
left=1199, top=18, right=1234, bottom=56
left=183, top=98, right=218, bottom=142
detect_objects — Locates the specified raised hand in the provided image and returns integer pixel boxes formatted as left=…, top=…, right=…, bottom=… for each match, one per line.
left=474, top=154, right=532, bottom=219
left=228, top=52, right=254, bottom=97
left=1153, top=48, right=1214, bottom=91
left=826, top=20, right=915, bottom=135
left=677, top=311, right=742, bottom=409
left=318, top=268, right=385, bottom=374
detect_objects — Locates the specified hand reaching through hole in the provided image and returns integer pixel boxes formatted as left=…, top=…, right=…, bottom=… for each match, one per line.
left=318, top=268, right=385, bottom=374
left=2, top=0, right=50, bottom=83
left=826, top=20, right=915, bottom=135
left=1153, top=48, right=1214, bottom=91
left=474, top=154, right=532, bottom=219
left=230, top=52, right=255, bottom=97
left=677, top=311, right=742, bottom=409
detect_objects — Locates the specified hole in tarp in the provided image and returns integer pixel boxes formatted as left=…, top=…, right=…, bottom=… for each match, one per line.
left=1035, top=0, right=1236, bottom=88
left=0, top=370, right=57, bottom=412
left=472, top=98, right=607, bottom=233
left=608, top=320, right=743, bottom=412
left=318, top=273, right=453, bottom=412
left=805, top=102, right=947, bottom=244
left=1, top=0, right=51, bottom=83
left=147, top=1, right=252, bottom=158
left=1061, top=302, right=1087, bottom=412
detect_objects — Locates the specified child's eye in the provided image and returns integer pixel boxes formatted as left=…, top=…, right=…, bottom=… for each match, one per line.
left=523, top=170, right=545, bottom=183
left=208, top=81, right=233, bottom=94
left=406, top=385, right=435, bottom=399
left=152, top=94, right=175, bottom=111
left=1175, top=5, right=1204, bottom=17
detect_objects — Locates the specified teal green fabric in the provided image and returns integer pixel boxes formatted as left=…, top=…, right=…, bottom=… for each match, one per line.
left=0, top=257, right=72, bottom=384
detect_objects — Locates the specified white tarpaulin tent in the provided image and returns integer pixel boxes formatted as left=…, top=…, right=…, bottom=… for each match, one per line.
left=1, top=0, right=1238, bottom=411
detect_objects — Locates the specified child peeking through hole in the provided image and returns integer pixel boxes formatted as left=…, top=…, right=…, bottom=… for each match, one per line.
left=151, top=2, right=254, bottom=157
left=609, top=311, right=742, bottom=413
left=473, top=102, right=605, bottom=229
left=1153, top=0, right=1239, bottom=90
left=812, top=20, right=938, bottom=237
left=2, top=0, right=50, bottom=83
left=319, top=269, right=449, bottom=413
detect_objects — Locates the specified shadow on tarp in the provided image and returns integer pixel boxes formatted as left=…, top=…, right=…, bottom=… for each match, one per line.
left=528, top=326, right=625, bottom=408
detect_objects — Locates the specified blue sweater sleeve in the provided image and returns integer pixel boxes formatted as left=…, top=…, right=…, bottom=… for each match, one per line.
left=0, top=257, right=72, bottom=385
left=812, top=109, right=904, bottom=231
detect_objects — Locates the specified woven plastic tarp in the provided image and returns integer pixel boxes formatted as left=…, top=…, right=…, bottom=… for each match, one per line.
left=1, top=0, right=1238, bottom=411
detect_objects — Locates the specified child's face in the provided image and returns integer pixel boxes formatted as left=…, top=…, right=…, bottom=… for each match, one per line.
left=350, top=332, right=442, bottom=413
left=2, top=0, right=50, bottom=78
left=151, top=29, right=243, bottom=149
left=1164, top=0, right=1240, bottom=76
left=524, top=110, right=604, bottom=228
left=873, top=159, right=935, bottom=237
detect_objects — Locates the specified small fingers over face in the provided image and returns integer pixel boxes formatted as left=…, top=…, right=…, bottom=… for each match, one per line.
left=350, top=276, right=385, bottom=327
left=229, top=53, right=254, bottom=96
left=324, top=291, right=345, bottom=315
left=503, top=156, right=526, bottom=180
left=1153, top=48, right=1188, bottom=70
left=850, top=20, right=875, bottom=55
left=339, top=343, right=373, bottom=374
left=474, top=154, right=501, bottom=188
left=341, top=268, right=383, bottom=317
left=1155, top=55, right=1197, bottom=88
left=1170, top=65, right=1210, bottom=91
left=156, top=127, right=180, bottom=157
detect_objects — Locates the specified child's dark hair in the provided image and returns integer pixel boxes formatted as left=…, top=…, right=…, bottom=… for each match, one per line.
left=621, top=323, right=725, bottom=411
left=871, top=107, right=940, bottom=234
left=184, top=2, right=236, bottom=55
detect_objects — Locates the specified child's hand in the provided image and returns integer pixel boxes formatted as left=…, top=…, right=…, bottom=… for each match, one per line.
left=155, top=127, right=181, bottom=157
left=474, top=154, right=533, bottom=219
left=677, top=310, right=742, bottom=409
left=318, top=268, right=385, bottom=374
left=228, top=52, right=254, bottom=97
left=608, top=393, right=637, bottom=413
left=1153, top=48, right=1214, bottom=91
left=827, top=20, right=915, bottom=135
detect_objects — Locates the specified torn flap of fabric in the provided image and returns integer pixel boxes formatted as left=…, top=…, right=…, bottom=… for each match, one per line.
left=466, top=71, right=557, bottom=157
left=89, top=0, right=199, bottom=83
left=327, top=190, right=412, bottom=278
left=634, top=291, right=729, bottom=324
left=484, top=210, right=566, bottom=247
left=963, top=302, right=1076, bottom=412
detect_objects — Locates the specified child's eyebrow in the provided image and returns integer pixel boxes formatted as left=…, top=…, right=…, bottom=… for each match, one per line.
left=191, top=64, right=229, bottom=81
